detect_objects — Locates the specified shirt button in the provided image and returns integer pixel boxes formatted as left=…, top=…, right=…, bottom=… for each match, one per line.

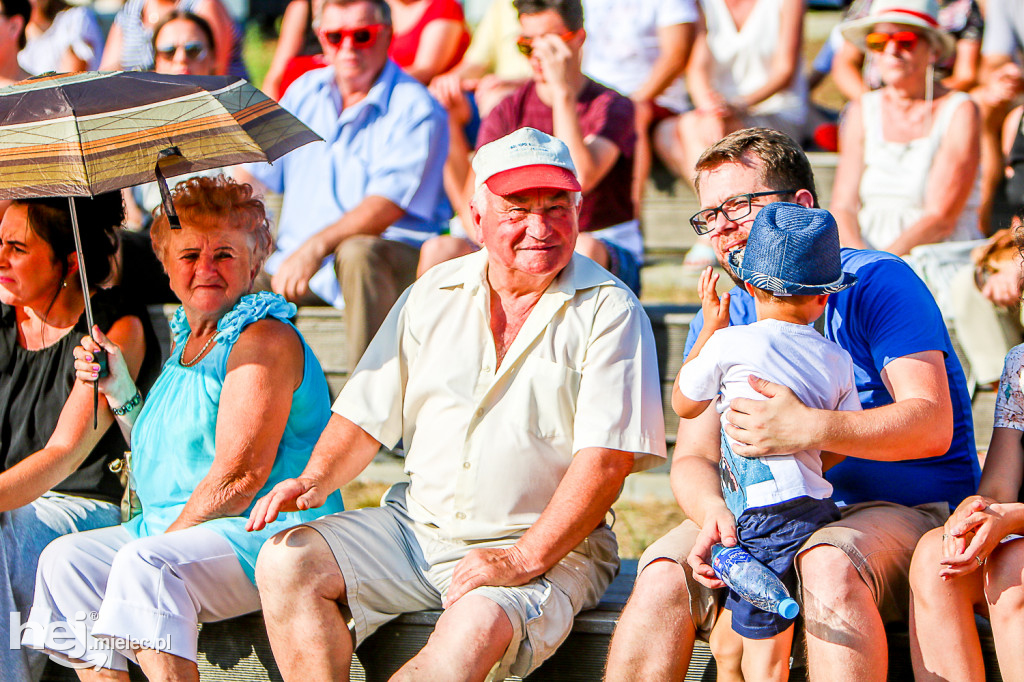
left=463, top=461, right=471, bottom=469
left=456, top=511, right=466, bottom=520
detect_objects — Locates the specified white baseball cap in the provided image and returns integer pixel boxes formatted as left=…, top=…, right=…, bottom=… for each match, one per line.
left=473, top=127, right=581, bottom=196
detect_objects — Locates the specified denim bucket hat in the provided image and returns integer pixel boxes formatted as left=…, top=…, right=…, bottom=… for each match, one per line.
left=727, top=202, right=858, bottom=295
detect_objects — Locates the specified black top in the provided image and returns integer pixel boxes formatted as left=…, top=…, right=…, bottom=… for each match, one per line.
left=0, top=288, right=163, bottom=504
left=1005, top=118, right=1024, bottom=206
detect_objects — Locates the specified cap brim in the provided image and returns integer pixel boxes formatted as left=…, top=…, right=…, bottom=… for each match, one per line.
left=484, top=165, right=582, bottom=196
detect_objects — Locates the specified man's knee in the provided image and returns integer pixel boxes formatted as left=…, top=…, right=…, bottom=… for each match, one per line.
left=336, top=234, right=387, bottom=272
left=439, top=593, right=514, bottom=645
left=625, top=559, right=697, bottom=626
left=255, top=526, right=346, bottom=605
left=798, top=544, right=870, bottom=623
left=574, top=234, right=609, bottom=267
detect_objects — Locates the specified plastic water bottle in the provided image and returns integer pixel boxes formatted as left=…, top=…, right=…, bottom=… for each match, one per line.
left=711, top=544, right=800, bottom=619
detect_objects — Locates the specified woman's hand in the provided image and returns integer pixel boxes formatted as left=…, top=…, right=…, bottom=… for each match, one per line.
left=73, top=325, right=137, bottom=410
left=246, top=476, right=329, bottom=531
left=939, top=499, right=1023, bottom=579
left=981, top=264, right=1024, bottom=308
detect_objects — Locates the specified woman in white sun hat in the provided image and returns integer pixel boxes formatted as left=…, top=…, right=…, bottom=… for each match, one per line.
left=830, top=0, right=983, bottom=256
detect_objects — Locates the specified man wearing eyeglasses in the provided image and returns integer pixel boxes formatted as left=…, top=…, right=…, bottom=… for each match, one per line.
left=422, top=0, right=642, bottom=294
left=238, top=0, right=449, bottom=368
left=606, top=127, right=979, bottom=681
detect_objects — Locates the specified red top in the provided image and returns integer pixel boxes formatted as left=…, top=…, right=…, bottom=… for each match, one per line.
left=477, top=79, right=637, bottom=232
left=387, top=0, right=471, bottom=74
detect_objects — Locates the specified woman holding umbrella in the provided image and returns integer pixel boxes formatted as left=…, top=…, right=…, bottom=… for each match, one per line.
left=0, top=192, right=160, bottom=681
left=23, top=176, right=344, bottom=679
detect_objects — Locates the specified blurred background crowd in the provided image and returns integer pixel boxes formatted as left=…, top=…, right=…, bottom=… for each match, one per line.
left=2, top=0, right=1024, bottom=387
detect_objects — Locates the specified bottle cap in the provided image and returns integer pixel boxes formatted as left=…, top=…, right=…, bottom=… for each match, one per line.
left=778, top=598, right=800, bottom=619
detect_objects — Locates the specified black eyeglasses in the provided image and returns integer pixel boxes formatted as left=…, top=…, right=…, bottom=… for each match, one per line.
left=689, top=190, right=796, bottom=235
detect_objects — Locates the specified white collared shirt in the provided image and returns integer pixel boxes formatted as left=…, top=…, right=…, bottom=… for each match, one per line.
left=333, top=250, right=666, bottom=542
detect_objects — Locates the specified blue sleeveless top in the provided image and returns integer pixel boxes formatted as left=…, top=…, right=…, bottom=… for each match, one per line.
left=124, top=292, right=343, bottom=583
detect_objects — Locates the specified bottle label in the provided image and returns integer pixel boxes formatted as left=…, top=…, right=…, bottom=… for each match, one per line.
left=712, top=546, right=784, bottom=614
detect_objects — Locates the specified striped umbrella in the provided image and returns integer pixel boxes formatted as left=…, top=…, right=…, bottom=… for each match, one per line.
left=0, top=71, right=321, bottom=422
left=0, top=71, right=319, bottom=196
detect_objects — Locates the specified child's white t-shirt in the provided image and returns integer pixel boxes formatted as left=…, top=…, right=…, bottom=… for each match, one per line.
left=677, top=319, right=862, bottom=513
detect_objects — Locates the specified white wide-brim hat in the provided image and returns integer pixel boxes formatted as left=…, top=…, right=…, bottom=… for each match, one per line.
left=840, top=0, right=955, bottom=60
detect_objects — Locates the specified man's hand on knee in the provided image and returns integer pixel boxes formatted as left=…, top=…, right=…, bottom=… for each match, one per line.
left=443, top=546, right=534, bottom=608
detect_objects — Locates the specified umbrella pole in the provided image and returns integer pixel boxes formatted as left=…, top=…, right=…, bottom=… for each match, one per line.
left=68, top=197, right=108, bottom=428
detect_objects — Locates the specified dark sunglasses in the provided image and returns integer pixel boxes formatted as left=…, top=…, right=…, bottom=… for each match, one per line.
left=515, top=29, right=580, bottom=57
left=155, top=41, right=208, bottom=60
left=864, top=30, right=921, bottom=53
left=319, top=24, right=384, bottom=49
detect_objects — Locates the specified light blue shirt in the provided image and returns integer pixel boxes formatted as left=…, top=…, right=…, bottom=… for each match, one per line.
left=249, top=60, right=450, bottom=308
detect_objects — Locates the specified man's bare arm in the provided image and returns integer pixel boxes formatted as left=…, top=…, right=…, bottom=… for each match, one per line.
left=246, top=414, right=381, bottom=530
left=272, top=196, right=406, bottom=301
left=725, top=350, right=953, bottom=461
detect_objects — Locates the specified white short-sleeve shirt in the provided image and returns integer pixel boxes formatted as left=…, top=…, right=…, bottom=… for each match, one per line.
left=677, top=319, right=861, bottom=512
left=333, top=251, right=667, bottom=541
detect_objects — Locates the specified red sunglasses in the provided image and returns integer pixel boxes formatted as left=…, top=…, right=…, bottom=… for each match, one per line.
left=515, top=29, right=580, bottom=57
left=319, top=24, right=384, bottom=49
left=864, top=30, right=921, bottom=53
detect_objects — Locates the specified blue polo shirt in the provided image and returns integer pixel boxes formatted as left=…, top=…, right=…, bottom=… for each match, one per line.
left=684, top=249, right=980, bottom=510
left=248, top=60, right=450, bottom=308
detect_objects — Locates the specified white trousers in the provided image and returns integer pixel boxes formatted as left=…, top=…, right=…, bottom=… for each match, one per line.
left=22, top=524, right=261, bottom=671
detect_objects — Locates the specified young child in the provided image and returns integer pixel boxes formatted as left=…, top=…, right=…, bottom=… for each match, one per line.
left=673, top=202, right=862, bottom=681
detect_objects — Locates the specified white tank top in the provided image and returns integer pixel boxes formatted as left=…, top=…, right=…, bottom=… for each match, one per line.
left=857, top=89, right=982, bottom=250
left=701, top=0, right=808, bottom=120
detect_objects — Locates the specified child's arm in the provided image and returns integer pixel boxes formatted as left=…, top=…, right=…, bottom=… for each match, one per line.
left=672, top=267, right=731, bottom=419
left=672, top=388, right=713, bottom=420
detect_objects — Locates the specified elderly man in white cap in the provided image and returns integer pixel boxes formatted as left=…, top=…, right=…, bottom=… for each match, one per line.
left=247, top=127, right=666, bottom=682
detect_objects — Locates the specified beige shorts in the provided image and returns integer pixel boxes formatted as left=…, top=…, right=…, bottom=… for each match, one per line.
left=638, top=500, right=949, bottom=639
left=304, top=483, right=619, bottom=679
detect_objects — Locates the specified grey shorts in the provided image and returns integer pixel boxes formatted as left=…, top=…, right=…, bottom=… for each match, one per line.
left=304, top=483, right=619, bottom=678
left=638, top=500, right=949, bottom=639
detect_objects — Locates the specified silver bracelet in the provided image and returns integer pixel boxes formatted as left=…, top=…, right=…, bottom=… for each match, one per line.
left=111, top=390, right=142, bottom=417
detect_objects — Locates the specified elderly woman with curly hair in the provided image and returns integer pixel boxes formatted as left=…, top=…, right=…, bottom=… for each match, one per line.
left=22, top=176, right=343, bottom=680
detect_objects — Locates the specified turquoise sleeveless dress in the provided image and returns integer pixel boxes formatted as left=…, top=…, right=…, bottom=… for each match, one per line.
left=123, top=292, right=344, bottom=583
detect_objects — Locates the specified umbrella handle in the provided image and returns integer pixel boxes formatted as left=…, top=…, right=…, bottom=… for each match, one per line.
left=156, top=147, right=183, bottom=229
left=95, top=349, right=109, bottom=379
left=91, top=350, right=108, bottom=430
